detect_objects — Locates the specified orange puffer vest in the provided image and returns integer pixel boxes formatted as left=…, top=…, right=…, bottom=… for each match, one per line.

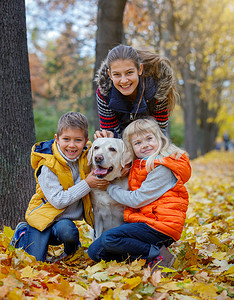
left=124, top=154, right=191, bottom=241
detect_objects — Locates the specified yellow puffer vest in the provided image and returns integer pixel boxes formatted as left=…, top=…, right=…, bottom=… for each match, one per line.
left=124, top=154, right=191, bottom=241
left=25, top=139, right=94, bottom=231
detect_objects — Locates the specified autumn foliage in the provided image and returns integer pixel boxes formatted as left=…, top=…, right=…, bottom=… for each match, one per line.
left=0, top=151, right=233, bottom=299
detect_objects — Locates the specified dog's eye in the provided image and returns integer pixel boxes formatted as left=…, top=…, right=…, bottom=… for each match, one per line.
left=94, top=146, right=99, bottom=150
left=109, top=147, right=117, bottom=152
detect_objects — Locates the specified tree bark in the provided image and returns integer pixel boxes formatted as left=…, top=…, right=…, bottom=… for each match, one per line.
left=0, top=0, right=36, bottom=230
left=180, top=65, right=198, bottom=159
left=199, top=99, right=219, bottom=155
left=92, top=0, right=127, bottom=130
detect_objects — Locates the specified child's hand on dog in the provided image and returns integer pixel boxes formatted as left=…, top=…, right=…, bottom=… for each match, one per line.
left=121, top=163, right=131, bottom=177
left=85, top=170, right=110, bottom=189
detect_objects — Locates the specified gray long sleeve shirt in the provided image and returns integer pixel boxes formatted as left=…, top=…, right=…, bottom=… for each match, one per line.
left=107, top=165, right=177, bottom=208
left=38, top=148, right=91, bottom=221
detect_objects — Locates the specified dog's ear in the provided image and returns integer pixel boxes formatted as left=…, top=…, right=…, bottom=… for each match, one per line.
left=121, top=141, right=132, bottom=167
left=87, top=145, right=93, bottom=165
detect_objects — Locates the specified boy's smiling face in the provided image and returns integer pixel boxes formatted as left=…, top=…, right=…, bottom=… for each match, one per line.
left=55, top=127, right=88, bottom=160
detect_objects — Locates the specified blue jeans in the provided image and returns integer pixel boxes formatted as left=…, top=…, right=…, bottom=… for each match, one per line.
left=88, top=222, right=174, bottom=263
left=16, top=219, right=79, bottom=262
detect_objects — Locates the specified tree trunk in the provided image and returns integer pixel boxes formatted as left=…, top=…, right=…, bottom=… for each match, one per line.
left=180, top=66, right=198, bottom=159
left=92, top=0, right=127, bottom=130
left=0, top=0, right=36, bottom=230
left=199, top=99, right=219, bottom=155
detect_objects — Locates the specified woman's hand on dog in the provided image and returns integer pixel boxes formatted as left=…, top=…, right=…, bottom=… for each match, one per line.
left=85, top=170, right=110, bottom=190
left=94, top=130, right=114, bottom=139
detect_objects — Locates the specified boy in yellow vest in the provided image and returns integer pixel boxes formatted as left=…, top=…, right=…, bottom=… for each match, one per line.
left=10, top=112, right=109, bottom=262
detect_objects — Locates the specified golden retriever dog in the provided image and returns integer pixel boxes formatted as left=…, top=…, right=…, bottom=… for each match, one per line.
left=87, top=138, right=132, bottom=239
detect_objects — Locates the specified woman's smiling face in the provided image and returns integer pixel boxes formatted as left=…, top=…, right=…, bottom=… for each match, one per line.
left=108, top=59, right=143, bottom=98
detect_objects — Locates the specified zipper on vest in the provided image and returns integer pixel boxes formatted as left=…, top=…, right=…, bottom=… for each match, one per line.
left=130, top=113, right=134, bottom=120
left=41, top=197, right=47, bottom=204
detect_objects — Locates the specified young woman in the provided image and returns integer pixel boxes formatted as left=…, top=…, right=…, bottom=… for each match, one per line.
left=88, top=118, right=191, bottom=273
left=94, top=44, right=179, bottom=139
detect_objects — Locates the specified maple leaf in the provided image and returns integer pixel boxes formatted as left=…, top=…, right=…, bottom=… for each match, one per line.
left=91, top=271, right=110, bottom=282
left=100, top=281, right=116, bottom=290
left=20, top=265, right=38, bottom=278
left=222, top=265, right=234, bottom=276
left=0, top=286, right=9, bottom=299
left=122, top=276, right=142, bottom=289
left=84, top=280, right=101, bottom=299
left=2, top=274, right=23, bottom=289
left=142, top=266, right=151, bottom=283
left=3, top=226, right=14, bottom=241
left=190, top=282, right=218, bottom=299
left=48, top=277, right=74, bottom=298
left=70, top=282, right=87, bottom=297
left=5, top=288, right=23, bottom=299
left=86, top=260, right=107, bottom=276
left=150, top=269, right=162, bottom=286
left=106, top=260, right=129, bottom=276
left=46, top=274, right=61, bottom=283
left=129, top=259, right=146, bottom=272
left=157, top=280, right=182, bottom=293
left=112, top=286, right=132, bottom=300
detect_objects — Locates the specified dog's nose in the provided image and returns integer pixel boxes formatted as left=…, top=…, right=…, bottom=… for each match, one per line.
left=94, top=154, right=104, bottom=163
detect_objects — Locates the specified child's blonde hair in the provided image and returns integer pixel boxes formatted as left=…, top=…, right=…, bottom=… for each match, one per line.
left=122, top=117, right=186, bottom=172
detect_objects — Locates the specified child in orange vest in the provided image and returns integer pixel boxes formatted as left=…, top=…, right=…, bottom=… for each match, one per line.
left=88, top=117, right=191, bottom=273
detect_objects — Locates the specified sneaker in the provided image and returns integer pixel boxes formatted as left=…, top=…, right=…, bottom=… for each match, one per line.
left=46, top=252, right=68, bottom=263
left=149, top=245, right=175, bottom=274
left=10, top=222, right=27, bottom=247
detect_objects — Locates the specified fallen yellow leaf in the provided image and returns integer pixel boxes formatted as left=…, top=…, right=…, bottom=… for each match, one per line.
left=123, top=276, right=142, bottom=289
left=20, top=265, right=38, bottom=278
left=190, top=282, right=218, bottom=299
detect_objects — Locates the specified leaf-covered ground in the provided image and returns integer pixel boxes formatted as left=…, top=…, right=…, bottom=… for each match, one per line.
left=0, top=151, right=233, bottom=299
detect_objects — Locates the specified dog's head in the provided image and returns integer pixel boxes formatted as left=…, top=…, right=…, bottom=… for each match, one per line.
left=87, top=138, right=132, bottom=181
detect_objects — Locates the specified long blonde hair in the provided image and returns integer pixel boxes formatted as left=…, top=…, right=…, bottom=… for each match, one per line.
left=123, top=118, right=186, bottom=172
